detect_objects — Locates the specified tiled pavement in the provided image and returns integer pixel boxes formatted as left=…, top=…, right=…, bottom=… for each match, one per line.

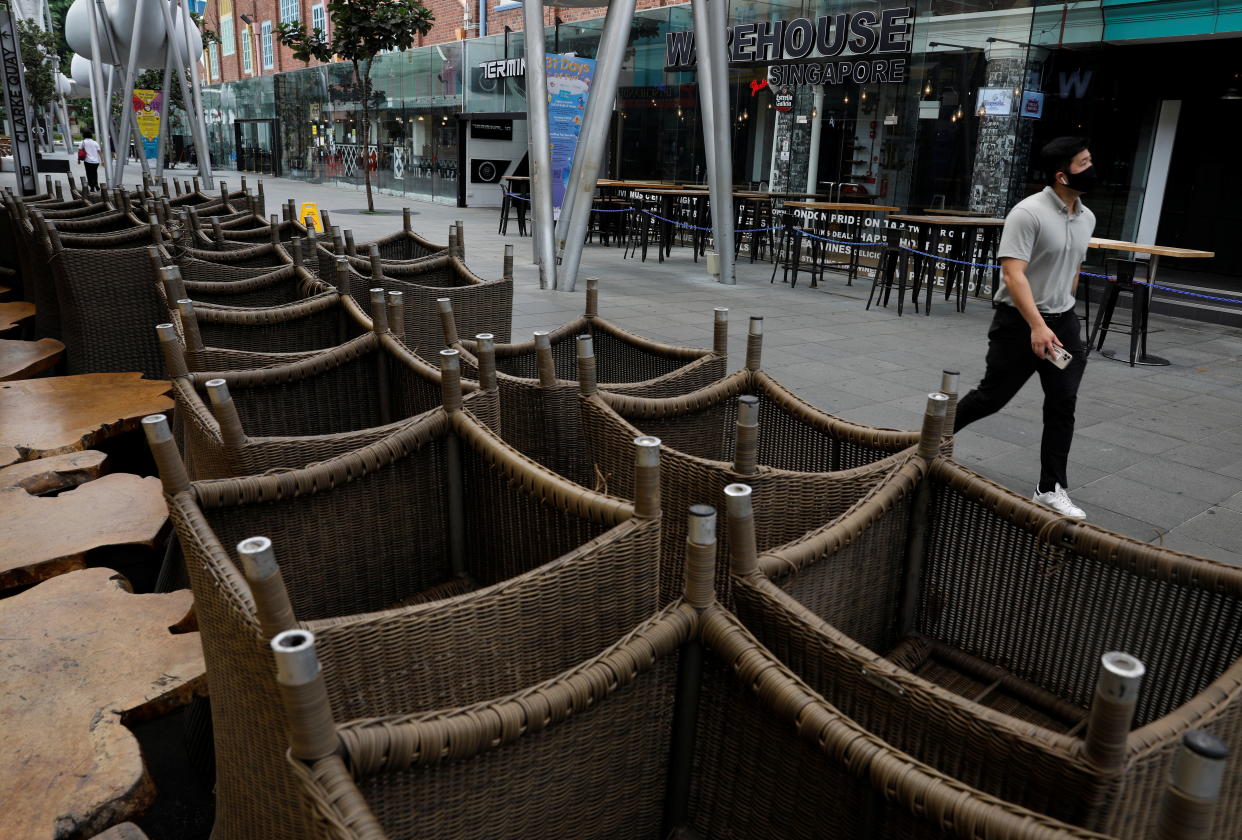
left=22, top=171, right=1242, bottom=564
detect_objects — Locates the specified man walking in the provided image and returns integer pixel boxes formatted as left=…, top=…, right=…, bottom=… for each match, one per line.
left=954, top=137, right=1097, bottom=518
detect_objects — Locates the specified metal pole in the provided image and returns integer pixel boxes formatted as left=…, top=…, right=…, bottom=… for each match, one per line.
left=522, top=0, right=557, bottom=289
left=704, top=0, right=735, bottom=284
left=156, top=47, right=175, bottom=182
left=555, top=0, right=638, bottom=293
left=168, top=0, right=212, bottom=181
left=86, top=0, right=114, bottom=186
left=690, top=0, right=723, bottom=275
left=805, top=88, right=824, bottom=194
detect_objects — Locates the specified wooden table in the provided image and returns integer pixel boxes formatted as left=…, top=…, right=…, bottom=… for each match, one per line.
left=777, top=201, right=900, bottom=289
left=883, top=214, right=1007, bottom=316
left=0, top=338, right=64, bottom=380
left=633, top=188, right=713, bottom=263
left=0, top=568, right=203, bottom=838
left=922, top=208, right=996, bottom=218
left=1088, top=238, right=1215, bottom=366
left=0, top=373, right=173, bottom=460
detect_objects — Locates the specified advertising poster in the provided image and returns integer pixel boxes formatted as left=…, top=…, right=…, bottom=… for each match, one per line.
left=132, top=89, right=163, bottom=159
left=545, top=53, right=595, bottom=211
left=977, top=87, right=1013, bottom=116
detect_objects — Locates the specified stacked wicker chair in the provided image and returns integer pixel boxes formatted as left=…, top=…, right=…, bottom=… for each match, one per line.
left=327, top=240, right=513, bottom=358
left=725, top=401, right=1242, bottom=837
left=313, top=209, right=448, bottom=279
left=261, top=478, right=1122, bottom=840
left=141, top=352, right=665, bottom=838
left=158, top=296, right=500, bottom=479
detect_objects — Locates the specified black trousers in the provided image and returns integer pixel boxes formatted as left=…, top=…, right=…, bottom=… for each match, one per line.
left=954, top=304, right=1087, bottom=491
left=84, top=162, right=99, bottom=191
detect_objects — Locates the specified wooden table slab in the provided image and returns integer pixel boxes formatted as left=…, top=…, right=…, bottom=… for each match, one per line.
left=0, top=338, right=65, bottom=381
left=0, top=473, right=168, bottom=590
left=0, top=568, right=204, bottom=839
left=0, top=300, right=35, bottom=332
left=1088, top=238, right=1215, bottom=259
left=0, top=373, right=172, bottom=461
left=0, top=450, right=108, bottom=494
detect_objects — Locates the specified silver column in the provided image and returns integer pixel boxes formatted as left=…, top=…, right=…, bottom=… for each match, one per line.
left=690, top=0, right=724, bottom=276
left=171, top=0, right=213, bottom=181
left=86, top=0, right=114, bottom=186
left=805, top=87, right=824, bottom=193
left=522, top=0, right=557, bottom=290
left=555, top=0, right=638, bottom=293
left=704, top=0, right=735, bottom=284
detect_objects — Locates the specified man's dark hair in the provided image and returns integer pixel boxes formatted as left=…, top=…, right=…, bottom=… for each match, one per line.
left=81, top=129, right=93, bottom=139
left=1041, top=137, right=1088, bottom=185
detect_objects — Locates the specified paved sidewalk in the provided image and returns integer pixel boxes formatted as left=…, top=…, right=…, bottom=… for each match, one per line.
left=21, top=171, right=1242, bottom=563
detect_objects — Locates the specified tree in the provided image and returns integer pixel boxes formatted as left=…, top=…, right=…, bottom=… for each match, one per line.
left=18, top=18, right=58, bottom=111
left=277, top=0, right=434, bottom=212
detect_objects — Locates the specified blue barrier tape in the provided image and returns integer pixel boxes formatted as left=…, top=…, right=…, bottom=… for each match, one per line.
left=794, top=229, right=884, bottom=249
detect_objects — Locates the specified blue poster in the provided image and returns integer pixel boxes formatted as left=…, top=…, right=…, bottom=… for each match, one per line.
left=545, top=54, right=595, bottom=211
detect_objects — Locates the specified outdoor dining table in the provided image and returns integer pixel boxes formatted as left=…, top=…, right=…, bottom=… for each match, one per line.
left=1087, top=238, right=1215, bottom=366
left=635, top=188, right=713, bottom=262
left=776, top=201, right=901, bottom=289
left=884, top=214, right=1006, bottom=316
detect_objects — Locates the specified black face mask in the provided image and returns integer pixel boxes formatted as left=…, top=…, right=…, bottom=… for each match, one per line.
left=1061, top=164, right=1099, bottom=193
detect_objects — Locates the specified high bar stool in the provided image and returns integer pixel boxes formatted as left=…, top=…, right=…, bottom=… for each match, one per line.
left=1088, top=257, right=1151, bottom=366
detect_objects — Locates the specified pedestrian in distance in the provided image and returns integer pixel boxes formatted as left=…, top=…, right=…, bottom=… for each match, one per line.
left=78, top=129, right=101, bottom=191
left=953, top=136, right=1098, bottom=518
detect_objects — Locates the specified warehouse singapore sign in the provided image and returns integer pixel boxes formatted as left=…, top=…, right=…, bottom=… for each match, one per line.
left=665, top=8, right=913, bottom=86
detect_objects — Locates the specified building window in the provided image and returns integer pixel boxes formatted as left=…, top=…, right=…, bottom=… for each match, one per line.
left=208, top=43, right=220, bottom=80
left=281, top=0, right=299, bottom=23
left=241, top=24, right=253, bottom=73
left=220, top=14, right=235, bottom=55
left=310, top=3, right=326, bottom=35
left=261, top=21, right=273, bottom=69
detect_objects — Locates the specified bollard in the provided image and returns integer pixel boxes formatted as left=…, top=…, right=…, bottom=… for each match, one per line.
left=237, top=537, right=297, bottom=641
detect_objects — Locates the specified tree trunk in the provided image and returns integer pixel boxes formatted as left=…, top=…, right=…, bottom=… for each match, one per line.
left=355, top=61, right=374, bottom=212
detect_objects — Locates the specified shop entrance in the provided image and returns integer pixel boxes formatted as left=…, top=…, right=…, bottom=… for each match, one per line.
left=234, top=119, right=280, bottom=176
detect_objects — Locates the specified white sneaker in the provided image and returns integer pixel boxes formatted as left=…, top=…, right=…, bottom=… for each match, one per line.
left=1033, top=484, right=1086, bottom=519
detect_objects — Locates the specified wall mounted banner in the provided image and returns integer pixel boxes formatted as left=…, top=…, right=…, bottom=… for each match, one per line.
left=545, top=53, right=595, bottom=212
left=665, top=8, right=913, bottom=86
left=132, top=89, right=164, bottom=159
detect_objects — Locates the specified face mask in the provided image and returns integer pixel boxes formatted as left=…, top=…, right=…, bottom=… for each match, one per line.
left=1061, top=164, right=1098, bottom=193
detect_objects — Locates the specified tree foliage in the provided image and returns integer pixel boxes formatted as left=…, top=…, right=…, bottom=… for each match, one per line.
left=17, top=18, right=59, bottom=111
left=276, top=0, right=434, bottom=210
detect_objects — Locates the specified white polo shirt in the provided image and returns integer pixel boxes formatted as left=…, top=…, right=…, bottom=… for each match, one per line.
left=995, top=186, right=1095, bottom=315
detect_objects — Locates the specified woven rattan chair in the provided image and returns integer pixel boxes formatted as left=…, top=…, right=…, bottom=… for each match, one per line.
left=43, top=234, right=170, bottom=378
left=312, top=214, right=448, bottom=279
left=148, top=246, right=329, bottom=310
left=158, top=302, right=500, bottom=479
left=328, top=247, right=513, bottom=356
left=267, top=505, right=1120, bottom=840
left=726, top=413, right=1242, bottom=837
left=142, top=387, right=664, bottom=839
left=570, top=331, right=955, bottom=605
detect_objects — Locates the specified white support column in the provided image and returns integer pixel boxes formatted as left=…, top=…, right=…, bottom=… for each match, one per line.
left=112, top=0, right=147, bottom=185
left=1136, top=100, right=1180, bottom=246
left=171, top=0, right=213, bottom=181
left=704, top=0, right=735, bottom=284
left=523, top=0, right=557, bottom=289
left=805, top=87, right=823, bottom=194
left=155, top=48, right=174, bottom=181
left=86, top=0, right=114, bottom=186
left=691, top=0, right=724, bottom=277
left=555, top=0, right=638, bottom=292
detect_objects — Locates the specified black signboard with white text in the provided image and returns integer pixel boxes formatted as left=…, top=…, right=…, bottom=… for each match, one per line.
left=471, top=120, right=514, bottom=141
left=664, top=8, right=913, bottom=87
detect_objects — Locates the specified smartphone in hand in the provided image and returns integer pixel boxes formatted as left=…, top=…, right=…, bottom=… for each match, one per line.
left=1045, top=345, right=1073, bottom=369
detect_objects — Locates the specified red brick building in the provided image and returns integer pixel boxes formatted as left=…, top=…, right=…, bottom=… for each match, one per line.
left=200, top=0, right=681, bottom=84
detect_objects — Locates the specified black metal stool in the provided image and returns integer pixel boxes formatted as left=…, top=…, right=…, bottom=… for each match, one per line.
left=1088, top=257, right=1151, bottom=366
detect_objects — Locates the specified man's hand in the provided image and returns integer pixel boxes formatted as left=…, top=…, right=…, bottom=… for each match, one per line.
left=1030, top=324, right=1062, bottom=360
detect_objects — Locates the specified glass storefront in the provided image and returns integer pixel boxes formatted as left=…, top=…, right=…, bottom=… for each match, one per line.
left=199, top=0, right=1241, bottom=287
